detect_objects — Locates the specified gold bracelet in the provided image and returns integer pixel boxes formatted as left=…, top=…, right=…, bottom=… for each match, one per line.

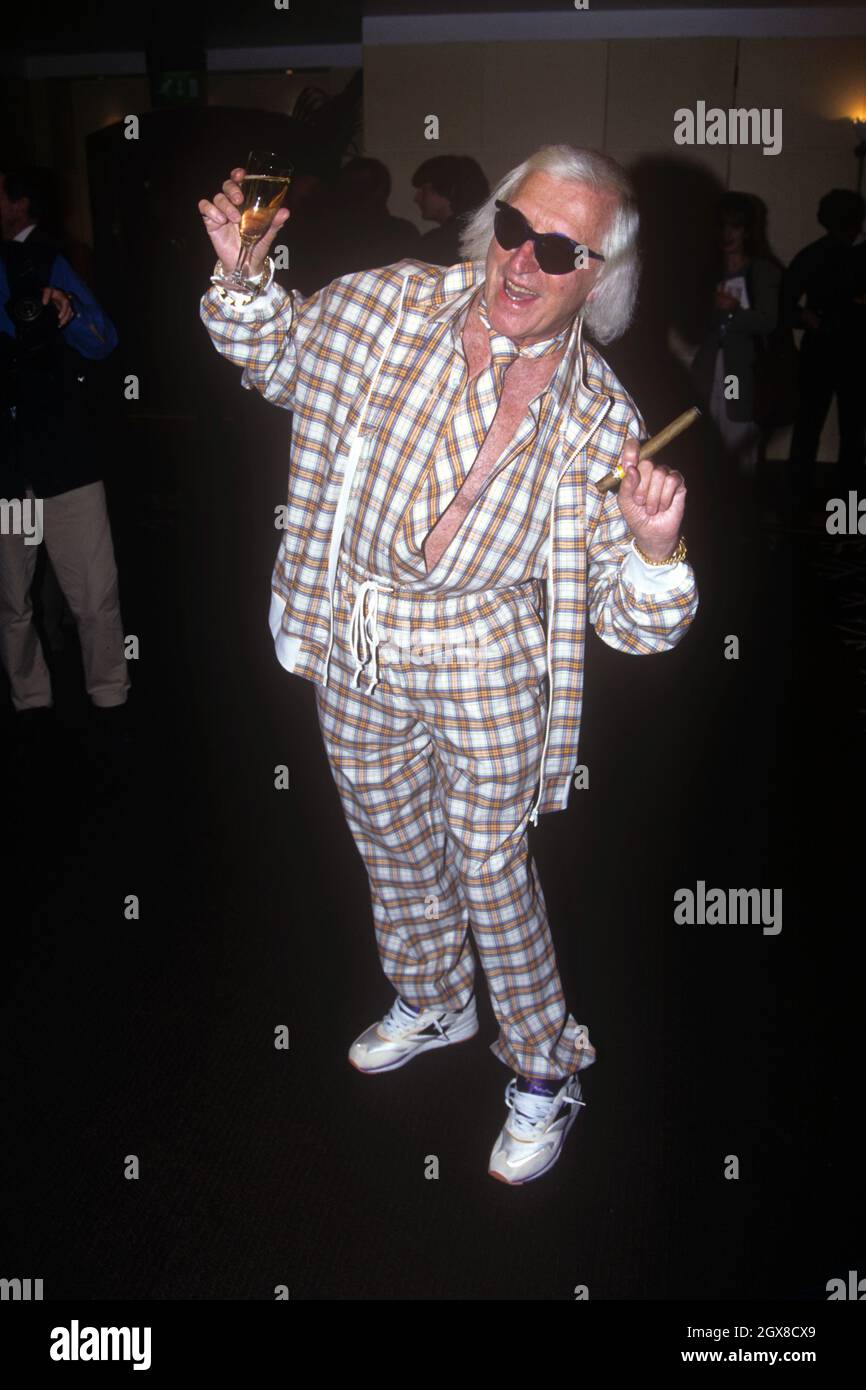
left=633, top=536, right=687, bottom=566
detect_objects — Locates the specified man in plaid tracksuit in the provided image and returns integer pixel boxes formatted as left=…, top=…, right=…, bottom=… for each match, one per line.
left=198, top=145, right=698, bottom=1185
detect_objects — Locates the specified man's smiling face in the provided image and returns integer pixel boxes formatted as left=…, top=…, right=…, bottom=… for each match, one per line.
left=484, top=171, right=615, bottom=347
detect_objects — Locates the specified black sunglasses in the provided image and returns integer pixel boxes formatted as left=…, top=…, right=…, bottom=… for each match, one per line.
left=493, top=200, right=605, bottom=275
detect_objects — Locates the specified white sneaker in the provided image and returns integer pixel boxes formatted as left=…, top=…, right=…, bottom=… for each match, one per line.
left=348, top=993, right=479, bottom=1074
left=488, top=1074, right=586, bottom=1185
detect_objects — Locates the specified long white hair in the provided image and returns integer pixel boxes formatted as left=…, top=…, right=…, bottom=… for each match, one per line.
left=458, top=144, right=640, bottom=344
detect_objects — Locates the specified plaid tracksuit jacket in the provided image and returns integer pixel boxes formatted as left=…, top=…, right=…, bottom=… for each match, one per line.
left=200, top=255, right=698, bottom=820
left=199, top=255, right=698, bottom=1079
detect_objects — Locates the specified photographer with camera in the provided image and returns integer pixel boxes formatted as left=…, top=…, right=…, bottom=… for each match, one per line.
left=0, top=166, right=131, bottom=766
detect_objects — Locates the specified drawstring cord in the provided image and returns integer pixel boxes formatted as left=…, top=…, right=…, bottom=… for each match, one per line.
left=347, top=578, right=393, bottom=693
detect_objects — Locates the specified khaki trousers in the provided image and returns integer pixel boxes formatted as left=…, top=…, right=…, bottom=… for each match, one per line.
left=0, top=481, right=130, bottom=711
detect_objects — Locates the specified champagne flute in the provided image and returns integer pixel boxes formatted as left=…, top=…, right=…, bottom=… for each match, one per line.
left=211, top=150, right=293, bottom=294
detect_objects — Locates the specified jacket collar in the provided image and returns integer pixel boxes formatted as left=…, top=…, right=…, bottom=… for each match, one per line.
left=425, top=257, right=484, bottom=317
left=423, top=258, right=608, bottom=425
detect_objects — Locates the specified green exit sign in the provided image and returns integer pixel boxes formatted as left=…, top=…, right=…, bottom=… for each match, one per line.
left=153, top=70, right=205, bottom=106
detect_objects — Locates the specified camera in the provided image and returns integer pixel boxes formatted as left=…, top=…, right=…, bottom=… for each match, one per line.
left=7, top=291, right=62, bottom=355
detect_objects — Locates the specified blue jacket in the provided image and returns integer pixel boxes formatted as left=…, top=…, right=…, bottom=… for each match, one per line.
left=0, top=231, right=119, bottom=498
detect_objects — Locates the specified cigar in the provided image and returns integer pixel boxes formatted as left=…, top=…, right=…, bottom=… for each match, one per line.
left=596, top=406, right=701, bottom=493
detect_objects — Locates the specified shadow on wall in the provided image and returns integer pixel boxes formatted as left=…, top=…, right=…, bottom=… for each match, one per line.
left=601, top=154, right=726, bottom=437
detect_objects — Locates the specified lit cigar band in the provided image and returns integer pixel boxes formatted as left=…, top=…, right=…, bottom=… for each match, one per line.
left=596, top=406, right=701, bottom=493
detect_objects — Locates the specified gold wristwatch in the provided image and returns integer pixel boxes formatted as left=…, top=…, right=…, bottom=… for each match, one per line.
left=633, top=536, right=687, bottom=566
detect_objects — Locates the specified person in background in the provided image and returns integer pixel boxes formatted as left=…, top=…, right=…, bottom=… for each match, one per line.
left=324, top=157, right=420, bottom=277
left=691, top=192, right=782, bottom=511
left=782, top=188, right=866, bottom=515
left=412, top=155, right=491, bottom=266
left=0, top=166, right=130, bottom=765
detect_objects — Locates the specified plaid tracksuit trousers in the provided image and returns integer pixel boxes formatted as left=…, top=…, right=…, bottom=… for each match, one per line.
left=314, top=543, right=596, bottom=1082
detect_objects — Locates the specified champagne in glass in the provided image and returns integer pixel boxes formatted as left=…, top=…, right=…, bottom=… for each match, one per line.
left=211, top=150, right=293, bottom=294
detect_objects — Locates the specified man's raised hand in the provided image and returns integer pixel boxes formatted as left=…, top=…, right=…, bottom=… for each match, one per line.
left=198, top=167, right=290, bottom=278
left=615, top=438, right=686, bottom=562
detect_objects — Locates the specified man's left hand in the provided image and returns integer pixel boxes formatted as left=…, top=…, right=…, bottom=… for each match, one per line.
left=615, top=438, right=686, bottom=562
left=42, top=286, right=75, bottom=328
